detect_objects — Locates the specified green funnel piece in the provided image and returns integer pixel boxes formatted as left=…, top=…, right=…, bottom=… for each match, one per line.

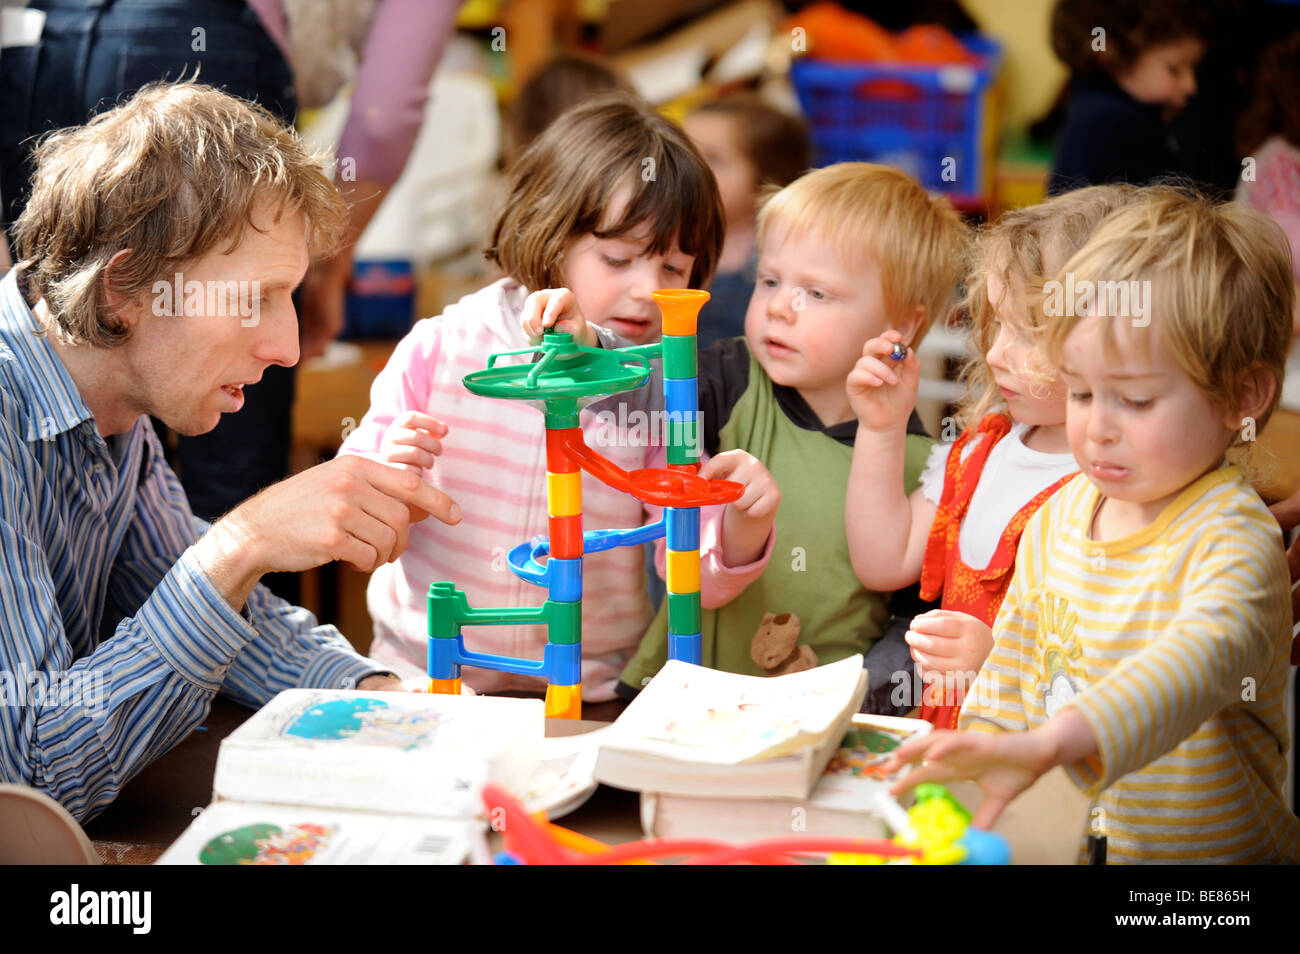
left=463, top=332, right=651, bottom=401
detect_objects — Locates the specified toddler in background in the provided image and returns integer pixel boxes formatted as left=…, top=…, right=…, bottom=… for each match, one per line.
left=1048, top=0, right=1213, bottom=193
left=529, top=164, right=970, bottom=692
left=889, top=191, right=1300, bottom=863
left=338, top=93, right=734, bottom=699
left=846, top=185, right=1140, bottom=728
left=502, top=52, right=633, bottom=167
left=682, top=92, right=812, bottom=348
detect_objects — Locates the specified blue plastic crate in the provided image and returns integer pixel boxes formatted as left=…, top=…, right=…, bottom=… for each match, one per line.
left=791, top=34, right=1001, bottom=208
left=343, top=259, right=416, bottom=340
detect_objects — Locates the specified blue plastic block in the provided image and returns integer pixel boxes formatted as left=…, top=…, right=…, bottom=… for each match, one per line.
left=663, top=376, right=699, bottom=417
left=543, top=641, right=582, bottom=686
left=667, top=632, right=702, bottom=665
left=665, top=507, right=699, bottom=551
left=547, top=557, right=583, bottom=602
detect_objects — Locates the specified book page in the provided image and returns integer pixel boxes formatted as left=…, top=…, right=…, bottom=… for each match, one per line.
left=608, top=655, right=865, bottom=764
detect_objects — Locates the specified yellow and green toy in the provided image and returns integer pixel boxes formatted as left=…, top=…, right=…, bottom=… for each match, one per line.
left=829, top=784, right=1010, bottom=865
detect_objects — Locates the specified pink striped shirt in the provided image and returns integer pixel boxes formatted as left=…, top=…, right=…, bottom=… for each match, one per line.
left=338, top=279, right=771, bottom=699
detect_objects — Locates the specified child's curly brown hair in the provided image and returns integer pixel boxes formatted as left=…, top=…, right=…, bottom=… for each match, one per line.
left=1050, top=0, right=1221, bottom=78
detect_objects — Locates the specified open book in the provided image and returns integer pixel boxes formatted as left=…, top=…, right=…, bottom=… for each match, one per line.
left=158, top=689, right=543, bottom=865
left=594, top=655, right=869, bottom=800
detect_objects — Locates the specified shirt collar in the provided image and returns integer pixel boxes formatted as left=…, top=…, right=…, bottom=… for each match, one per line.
left=1, top=268, right=100, bottom=442
left=771, top=379, right=930, bottom=446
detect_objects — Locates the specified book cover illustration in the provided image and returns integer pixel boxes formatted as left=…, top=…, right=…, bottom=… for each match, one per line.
left=158, top=801, right=474, bottom=865
left=826, top=720, right=927, bottom=781
left=199, top=822, right=338, bottom=865
left=279, top=696, right=441, bottom=751
left=811, top=715, right=932, bottom=813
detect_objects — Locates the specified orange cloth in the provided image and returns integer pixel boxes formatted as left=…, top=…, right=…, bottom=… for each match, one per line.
left=917, top=414, right=1076, bottom=728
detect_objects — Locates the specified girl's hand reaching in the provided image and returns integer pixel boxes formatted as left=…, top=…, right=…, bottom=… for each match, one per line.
left=379, top=411, right=447, bottom=477
left=520, top=288, right=599, bottom=348
left=847, top=330, right=921, bottom=433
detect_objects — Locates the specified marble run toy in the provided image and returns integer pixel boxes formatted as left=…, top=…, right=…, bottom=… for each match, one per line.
left=426, top=290, right=743, bottom=718
left=480, top=783, right=1008, bottom=865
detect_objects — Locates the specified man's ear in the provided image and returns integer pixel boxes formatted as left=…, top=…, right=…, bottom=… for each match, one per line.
left=100, top=248, right=146, bottom=331
left=1228, top=362, right=1277, bottom=433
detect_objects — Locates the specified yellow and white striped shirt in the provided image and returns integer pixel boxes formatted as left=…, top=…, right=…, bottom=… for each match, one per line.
left=961, top=464, right=1300, bottom=863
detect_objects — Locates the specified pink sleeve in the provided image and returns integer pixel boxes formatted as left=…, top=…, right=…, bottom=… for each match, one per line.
left=338, top=0, right=460, bottom=186
left=644, top=443, right=776, bottom=611
left=1249, top=151, right=1300, bottom=280
left=336, top=320, right=439, bottom=460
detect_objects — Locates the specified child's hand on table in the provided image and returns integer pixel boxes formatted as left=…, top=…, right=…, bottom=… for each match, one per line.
left=520, top=288, right=599, bottom=348
left=883, top=708, right=1098, bottom=829
left=379, top=411, right=448, bottom=477
left=847, top=330, right=920, bottom=432
left=905, top=609, right=994, bottom=681
left=701, top=450, right=780, bottom=567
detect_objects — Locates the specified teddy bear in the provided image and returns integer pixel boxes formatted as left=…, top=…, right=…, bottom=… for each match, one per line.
left=749, top=612, right=818, bottom=675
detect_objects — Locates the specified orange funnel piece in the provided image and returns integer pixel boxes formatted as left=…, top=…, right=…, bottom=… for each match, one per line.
left=653, top=289, right=710, bottom=337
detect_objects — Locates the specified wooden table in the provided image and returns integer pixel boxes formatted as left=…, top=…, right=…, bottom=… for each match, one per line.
left=81, top=694, right=1090, bottom=865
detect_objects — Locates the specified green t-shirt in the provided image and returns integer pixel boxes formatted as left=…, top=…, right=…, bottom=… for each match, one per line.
left=620, top=338, right=933, bottom=689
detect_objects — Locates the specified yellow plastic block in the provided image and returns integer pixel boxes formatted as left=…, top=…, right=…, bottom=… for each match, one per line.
left=546, top=471, right=582, bottom=517
left=545, top=682, right=582, bottom=720
left=665, top=548, right=701, bottom=594
left=428, top=677, right=461, bottom=695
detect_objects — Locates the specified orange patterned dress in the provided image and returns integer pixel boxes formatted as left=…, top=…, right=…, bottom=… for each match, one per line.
left=917, top=414, right=1077, bottom=729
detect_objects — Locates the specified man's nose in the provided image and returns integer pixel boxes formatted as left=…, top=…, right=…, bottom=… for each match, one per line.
left=253, top=300, right=300, bottom=367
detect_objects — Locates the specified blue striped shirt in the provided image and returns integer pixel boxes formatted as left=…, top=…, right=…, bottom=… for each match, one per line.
left=0, top=270, right=389, bottom=821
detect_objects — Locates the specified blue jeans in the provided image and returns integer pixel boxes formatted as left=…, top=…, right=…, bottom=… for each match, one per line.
left=2, top=0, right=301, bottom=598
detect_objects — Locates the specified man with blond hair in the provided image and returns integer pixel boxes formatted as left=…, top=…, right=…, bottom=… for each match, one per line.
left=0, top=82, right=461, bottom=822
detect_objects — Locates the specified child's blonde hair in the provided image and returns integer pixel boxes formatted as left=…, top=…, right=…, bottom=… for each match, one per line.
left=958, top=184, right=1142, bottom=429
left=756, top=163, right=970, bottom=342
left=487, top=92, right=724, bottom=291
left=1042, top=190, right=1294, bottom=437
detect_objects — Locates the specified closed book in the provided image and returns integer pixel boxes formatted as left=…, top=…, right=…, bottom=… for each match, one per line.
left=212, top=689, right=542, bottom=818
